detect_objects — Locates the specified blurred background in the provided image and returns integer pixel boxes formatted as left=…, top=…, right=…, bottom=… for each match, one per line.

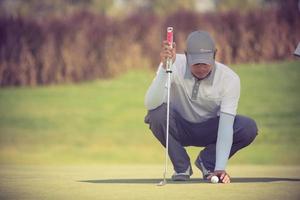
left=0, top=0, right=299, bottom=166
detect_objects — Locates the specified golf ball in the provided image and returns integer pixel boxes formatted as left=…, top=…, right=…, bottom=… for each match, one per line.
left=211, top=175, right=219, bottom=184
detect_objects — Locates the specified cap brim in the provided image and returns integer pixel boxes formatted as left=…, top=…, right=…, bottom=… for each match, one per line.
left=187, top=52, right=214, bottom=66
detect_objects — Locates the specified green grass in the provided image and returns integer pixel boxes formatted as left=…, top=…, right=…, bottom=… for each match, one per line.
left=0, top=60, right=300, bottom=165
left=0, top=165, right=299, bottom=200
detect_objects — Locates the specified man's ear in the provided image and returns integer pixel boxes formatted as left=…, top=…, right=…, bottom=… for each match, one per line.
left=184, top=51, right=190, bottom=66
left=213, top=49, right=217, bottom=59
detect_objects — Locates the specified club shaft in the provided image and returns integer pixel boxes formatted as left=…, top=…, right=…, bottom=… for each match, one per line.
left=163, top=59, right=172, bottom=182
left=160, top=26, right=173, bottom=185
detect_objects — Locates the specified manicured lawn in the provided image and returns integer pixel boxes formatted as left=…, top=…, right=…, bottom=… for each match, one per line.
left=0, top=60, right=299, bottom=165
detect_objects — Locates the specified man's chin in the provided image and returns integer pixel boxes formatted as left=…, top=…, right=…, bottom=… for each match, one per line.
left=193, top=73, right=209, bottom=80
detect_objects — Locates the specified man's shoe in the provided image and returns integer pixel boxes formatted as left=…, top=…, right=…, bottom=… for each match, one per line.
left=194, top=157, right=213, bottom=180
left=171, top=166, right=193, bottom=181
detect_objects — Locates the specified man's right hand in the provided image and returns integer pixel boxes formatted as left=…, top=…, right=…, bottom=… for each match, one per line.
left=160, top=40, right=176, bottom=69
left=207, top=170, right=231, bottom=184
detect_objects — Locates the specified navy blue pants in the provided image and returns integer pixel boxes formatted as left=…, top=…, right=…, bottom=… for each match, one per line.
left=144, top=104, right=258, bottom=173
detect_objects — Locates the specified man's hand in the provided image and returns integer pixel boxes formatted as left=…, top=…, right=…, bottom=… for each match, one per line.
left=207, top=170, right=231, bottom=184
left=160, top=40, right=176, bottom=69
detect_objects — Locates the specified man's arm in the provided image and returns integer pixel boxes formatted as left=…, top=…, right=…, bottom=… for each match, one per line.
left=209, top=75, right=240, bottom=183
left=144, top=40, right=176, bottom=110
left=215, top=112, right=234, bottom=171
left=144, top=64, right=167, bottom=110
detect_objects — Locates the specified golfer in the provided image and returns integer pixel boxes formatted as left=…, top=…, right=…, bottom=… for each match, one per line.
left=144, top=30, right=258, bottom=184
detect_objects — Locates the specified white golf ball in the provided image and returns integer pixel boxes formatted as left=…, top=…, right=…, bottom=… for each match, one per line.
left=211, top=175, right=219, bottom=184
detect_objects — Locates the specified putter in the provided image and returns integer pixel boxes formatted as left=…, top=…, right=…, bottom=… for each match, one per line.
left=157, top=27, right=173, bottom=187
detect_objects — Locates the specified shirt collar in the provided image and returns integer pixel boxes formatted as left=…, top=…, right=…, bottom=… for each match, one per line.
left=184, top=61, right=216, bottom=85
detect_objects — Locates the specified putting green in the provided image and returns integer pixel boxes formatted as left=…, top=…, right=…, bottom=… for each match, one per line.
left=0, top=165, right=299, bottom=200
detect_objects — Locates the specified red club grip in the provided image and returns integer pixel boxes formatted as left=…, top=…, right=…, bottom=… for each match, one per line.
left=167, top=27, right=173, bottom=48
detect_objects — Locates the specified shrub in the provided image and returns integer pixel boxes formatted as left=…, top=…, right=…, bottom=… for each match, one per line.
left=0, top=1, right=299, bottom=86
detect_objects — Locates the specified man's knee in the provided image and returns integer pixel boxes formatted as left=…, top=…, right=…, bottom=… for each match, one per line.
left=144, top=103, right=167, bottom=126
left=234, top=115, right=258, bottom=146
left=144, top=104, right=168, bottom=146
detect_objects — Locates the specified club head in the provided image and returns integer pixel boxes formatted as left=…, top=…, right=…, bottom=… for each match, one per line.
left=157, top=179, right=167, bottom=186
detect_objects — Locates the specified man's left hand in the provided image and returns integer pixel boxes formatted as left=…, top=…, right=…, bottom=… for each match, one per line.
left=207, top=170, right=231, bottom=184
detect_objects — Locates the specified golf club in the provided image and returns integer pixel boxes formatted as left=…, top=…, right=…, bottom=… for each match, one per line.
left=157, top=27, right=173, bottom=186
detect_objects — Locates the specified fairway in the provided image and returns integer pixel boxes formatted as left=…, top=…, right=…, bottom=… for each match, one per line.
left=0, top=0, right=299, bottom=199
left=0, top=61, right=300, bottom=199
left=0, top=61, right=299, bottom=165
left=0, top=165, right=300, bottom=200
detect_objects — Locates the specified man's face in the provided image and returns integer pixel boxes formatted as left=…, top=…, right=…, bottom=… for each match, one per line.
left=190, top=63, right=213, bottom=79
